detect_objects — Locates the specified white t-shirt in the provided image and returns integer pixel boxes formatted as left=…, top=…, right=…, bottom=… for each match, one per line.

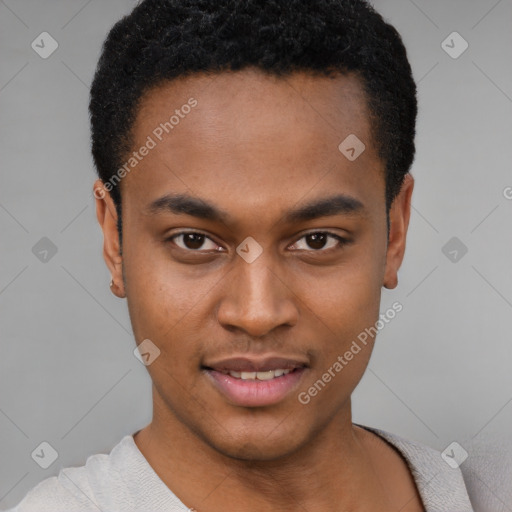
left=3, top=424, right=474, bottom=512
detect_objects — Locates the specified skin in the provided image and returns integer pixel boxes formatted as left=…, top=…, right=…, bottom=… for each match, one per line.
left=94, top=67, right=421, bottom=511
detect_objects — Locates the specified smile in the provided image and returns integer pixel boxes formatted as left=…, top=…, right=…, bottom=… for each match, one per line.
left=218, top=369, right=293, bottom=380
left=203, top=367, right=307, bottom=407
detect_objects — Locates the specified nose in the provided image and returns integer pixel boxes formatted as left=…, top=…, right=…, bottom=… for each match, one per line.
left=216, top=252, right=299, bottom=338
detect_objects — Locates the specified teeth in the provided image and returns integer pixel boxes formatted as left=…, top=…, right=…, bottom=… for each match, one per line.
left=226, top=369, right=293, bottom=380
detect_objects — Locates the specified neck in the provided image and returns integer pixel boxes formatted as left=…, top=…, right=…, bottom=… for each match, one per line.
left=133, top=387, right=389, bottom=512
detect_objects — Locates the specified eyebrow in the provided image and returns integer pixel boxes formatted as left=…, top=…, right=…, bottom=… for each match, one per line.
left=144, top=192, right=365, bottom=224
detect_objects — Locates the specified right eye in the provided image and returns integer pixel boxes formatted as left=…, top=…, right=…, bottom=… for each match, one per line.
left=166, top=232, right=223, bottom=252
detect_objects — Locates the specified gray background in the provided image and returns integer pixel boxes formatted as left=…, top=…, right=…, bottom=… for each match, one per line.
left=1, top=0, right=511, bottom=509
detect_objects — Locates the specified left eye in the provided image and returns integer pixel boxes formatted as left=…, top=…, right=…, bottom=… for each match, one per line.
left=290, top=232, right=346, bottom=251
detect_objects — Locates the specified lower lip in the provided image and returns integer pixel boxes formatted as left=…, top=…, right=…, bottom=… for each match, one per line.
left=204, top=368, right=307, bottom=407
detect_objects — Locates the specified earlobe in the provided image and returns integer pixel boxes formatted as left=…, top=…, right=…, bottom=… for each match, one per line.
left=93, top=180, right=126, bottom=298
left=109, top=275, right=126, bottom=299
left=383, top=272, right=398, bottom=290
left=383, top=173, right=414, bottom=290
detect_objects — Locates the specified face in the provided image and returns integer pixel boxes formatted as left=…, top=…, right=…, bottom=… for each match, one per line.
left=94, top=68, right=413, bottom=461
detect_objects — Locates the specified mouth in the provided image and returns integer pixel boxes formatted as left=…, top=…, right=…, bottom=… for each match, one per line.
left=201, top=356, right=309, bottom=407
left=211, top=368, right=297, bottom=380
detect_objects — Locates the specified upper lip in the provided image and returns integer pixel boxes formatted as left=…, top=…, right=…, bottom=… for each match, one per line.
left=203, top=355, right=309, bottom=373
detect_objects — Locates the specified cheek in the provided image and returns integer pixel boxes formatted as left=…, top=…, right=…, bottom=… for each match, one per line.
left=123, top=250, right=209, bottom=402
left=292, top=245, right=384, bottom=387
left=333, top=269, right=382, bottom=333
left=294, top=273, right=380, bottom=412
left=122, top=236, right=207, bottom=348
left=302, top=273, right=381, bottom=375
left=300, top=249, right=384, bottom=334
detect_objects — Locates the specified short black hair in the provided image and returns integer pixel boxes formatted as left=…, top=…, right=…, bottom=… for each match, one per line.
left=89, top=0, right=417, bottom=246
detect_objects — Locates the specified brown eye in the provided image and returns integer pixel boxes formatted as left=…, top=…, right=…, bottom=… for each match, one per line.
left=290, top=232, right=347, bottom=252
left=305, top=233, right=328, bottom=250
left=170, top=232, right=220, bottom=251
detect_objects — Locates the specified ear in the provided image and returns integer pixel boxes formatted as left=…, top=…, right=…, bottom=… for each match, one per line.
left=93, top=180, right=126, bottom=298
left=383, top=173, right=414, bottom=289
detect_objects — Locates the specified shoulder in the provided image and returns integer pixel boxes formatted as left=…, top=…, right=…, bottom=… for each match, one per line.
left=460, top=431, right=512, bottom=512
left=5, top=436, right=134, bottom=512
left=355, top=423, right=475, bottom=512
left=4, top=466, right=98, bottom=512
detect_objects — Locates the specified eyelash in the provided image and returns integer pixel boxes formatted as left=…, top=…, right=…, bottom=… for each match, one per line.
left=165, top=231, right=349, bottom=254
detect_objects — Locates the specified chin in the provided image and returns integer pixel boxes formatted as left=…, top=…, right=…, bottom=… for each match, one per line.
left=199, top=422, right=308, bottom=462
left=218, top=440, right=301, bottom=462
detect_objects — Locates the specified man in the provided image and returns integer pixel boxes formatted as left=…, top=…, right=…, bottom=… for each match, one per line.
left=6, top=0, right=474, bottom=510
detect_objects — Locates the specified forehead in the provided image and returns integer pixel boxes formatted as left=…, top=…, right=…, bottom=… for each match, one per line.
left=121, top=68, right=385, bottom=222
left=134, top=67, right=373, bottom=149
